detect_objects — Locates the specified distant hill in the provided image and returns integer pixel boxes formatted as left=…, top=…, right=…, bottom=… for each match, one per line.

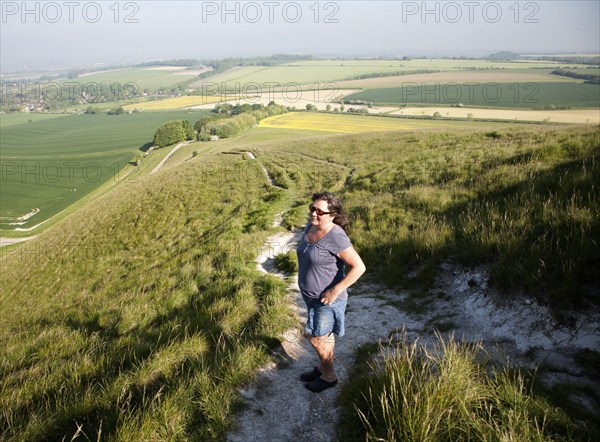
left=488, top=51, right=520, bottom=60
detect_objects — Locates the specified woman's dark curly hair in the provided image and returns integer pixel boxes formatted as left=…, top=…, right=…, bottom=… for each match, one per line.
left=312, top=191, right=349, bottom=231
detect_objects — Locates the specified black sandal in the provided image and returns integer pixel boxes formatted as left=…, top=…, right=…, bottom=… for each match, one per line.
left=305, top=377, right=338, bottom=393
left=300, top=366, right=322, bottom=382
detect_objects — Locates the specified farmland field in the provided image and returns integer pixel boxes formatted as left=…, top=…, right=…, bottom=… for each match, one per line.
left=334, top=70, right=579, bottom=89
left=123, top=95, right=224, bottom=110
left=345, top=82, right=600, bottom=108
left=0, top=113, right=70, bottom=128
left=390, top=106, right=600, bottom=124
left=73, top=67, right=200, bottom=90
left=256, top=112, right=526, bottom=133
left=0, top=110, right=209, bottom=233
left=191, top=64, right=419, bottom=89
left=190, top=59, right=593, bottom=91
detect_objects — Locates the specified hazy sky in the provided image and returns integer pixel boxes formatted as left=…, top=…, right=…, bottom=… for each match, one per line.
left=1, top=0, right=599, bottom=69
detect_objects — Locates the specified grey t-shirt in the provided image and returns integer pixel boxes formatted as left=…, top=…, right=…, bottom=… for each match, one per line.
left=297, top=223, right=352, bottom=301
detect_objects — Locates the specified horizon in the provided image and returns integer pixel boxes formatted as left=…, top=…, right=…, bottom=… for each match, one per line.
left=7, top=50, right=600, bottom=75
left=1, top=0, right=599, bottom=72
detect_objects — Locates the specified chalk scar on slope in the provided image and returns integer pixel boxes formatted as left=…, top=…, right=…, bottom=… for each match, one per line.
left=150, top=141, right=190, bottom=174
left=243, top=151, right=286, bottom=190
left=230, top=235, right=600, bottom=441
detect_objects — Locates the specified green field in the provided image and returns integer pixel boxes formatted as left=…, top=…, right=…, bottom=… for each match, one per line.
left=345, top=82, right=600, bottom=108
left=0, top=110, right=209, bottom=233
left=192, top=59, right=593, bottom=90
left=75, top=67, right=200, bottom=91
left=0, top=113, right=69, bottom=128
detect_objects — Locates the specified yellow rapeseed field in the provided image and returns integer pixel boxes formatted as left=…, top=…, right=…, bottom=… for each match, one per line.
left=257, top=112, right=443, bottom=133
left=124, top=95, right=224, bottom=110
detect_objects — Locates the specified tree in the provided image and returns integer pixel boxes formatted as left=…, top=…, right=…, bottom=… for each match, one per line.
left=194, top=114, right=228, bottom=133
left=179, top=119, right=195, bottom=140
left=153, top=120, right=186, bottom=147
left=326, top=104, right=331, bottom=112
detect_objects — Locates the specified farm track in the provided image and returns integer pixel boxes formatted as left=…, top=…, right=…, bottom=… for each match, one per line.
left=149, top=141, right=191, bottom=174
left=243, top=152, right=286, bottom=189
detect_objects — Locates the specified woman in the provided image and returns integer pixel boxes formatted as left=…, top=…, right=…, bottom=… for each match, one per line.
left=296, top=192, right=366, bottom=393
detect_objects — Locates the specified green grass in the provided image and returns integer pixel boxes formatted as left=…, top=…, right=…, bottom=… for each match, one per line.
left=252, top=123, right=599, bottom=308
left=345, top=82, right=600, bottom=108
left=0, top=151, right=295, bottom=440
left=0, top=112, right=69, bottom=128
left=338, top=332, right=598, bottom=441
left=273, top=250, right=298, bottom=274
left=0, top=110, right=210, bottom=233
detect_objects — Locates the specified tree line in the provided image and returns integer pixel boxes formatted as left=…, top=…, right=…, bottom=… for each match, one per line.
left=152, top=102, right=288, bottom=147
left=550, top=69, right=600, bottom=84
left=342, top=69, right=438, bottom=81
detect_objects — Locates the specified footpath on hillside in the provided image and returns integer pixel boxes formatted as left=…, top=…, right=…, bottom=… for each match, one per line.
left=150, top=141, right=191, bottom=174
left=228, top=225, right=416, bottom=441
left=227, top=156, right=600, bottom=442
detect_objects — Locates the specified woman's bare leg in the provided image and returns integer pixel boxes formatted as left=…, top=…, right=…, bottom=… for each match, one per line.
left=309, top=333, right=337, bottom=382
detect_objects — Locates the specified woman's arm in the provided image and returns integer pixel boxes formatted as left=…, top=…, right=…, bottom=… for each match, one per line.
left=320, top=247, right=366, bottom=305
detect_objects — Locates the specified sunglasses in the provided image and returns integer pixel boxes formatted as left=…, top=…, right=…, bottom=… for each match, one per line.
left=309, top=204, right=335, bottom=216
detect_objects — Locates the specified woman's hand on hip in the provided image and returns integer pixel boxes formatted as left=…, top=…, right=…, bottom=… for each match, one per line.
left=320, top=288, right=340, bottom=305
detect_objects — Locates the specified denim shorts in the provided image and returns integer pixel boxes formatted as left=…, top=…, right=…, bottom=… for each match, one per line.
left=302, top=296, right=347, bottom=337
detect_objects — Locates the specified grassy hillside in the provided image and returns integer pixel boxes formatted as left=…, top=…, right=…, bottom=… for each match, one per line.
left=1, top=118, right=598, bottom=440
left=0, top=110, right=209, bottom=233
left=253, top=124, right=599, bottom=308
left=0, top=150, right=299, bottom=439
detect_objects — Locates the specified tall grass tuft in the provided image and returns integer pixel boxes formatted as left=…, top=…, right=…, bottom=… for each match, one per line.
left=338, top=331, right=598, bottom=441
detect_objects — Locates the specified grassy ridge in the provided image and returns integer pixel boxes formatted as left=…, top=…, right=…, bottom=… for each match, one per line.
left=254, top=125, right=599, bottom=308
left=253, top=123, right=598, bottom=439
left=0, top=111, right=209, bottom=231
left=0, top=152, right=294, bottom=440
